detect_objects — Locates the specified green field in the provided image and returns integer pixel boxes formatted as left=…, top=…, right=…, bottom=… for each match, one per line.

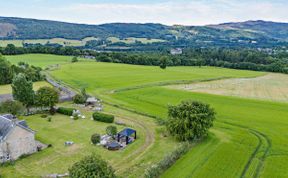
left=0, top=81, right=51, bottom=95
left=1, top=54, right=287, bottom=178
left=5, top=54, right=76, bottom=68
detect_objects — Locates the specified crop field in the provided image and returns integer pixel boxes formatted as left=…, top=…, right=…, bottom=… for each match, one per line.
left=170, top=73, right=288, bottom=103
left=0, top=81, right=51, bottom=95
left=1, top=54, right=287, bottom=178
left=5, top=54, right=77, bottom=68
left=0, top=37, right=97, bottom=47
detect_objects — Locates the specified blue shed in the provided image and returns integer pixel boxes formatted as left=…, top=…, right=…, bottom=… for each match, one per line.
left=117, top=128, right=136, bottom=144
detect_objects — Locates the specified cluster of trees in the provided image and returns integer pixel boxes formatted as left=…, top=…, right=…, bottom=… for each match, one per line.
left=10, top=73, right=59, bottom=114
left=1, top=44, right=288, bottom=74
left=0, top=55, right=44, bottom=85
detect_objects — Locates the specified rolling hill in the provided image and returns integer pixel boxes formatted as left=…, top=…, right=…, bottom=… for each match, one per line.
left=0, top=16, right=288, bottom=47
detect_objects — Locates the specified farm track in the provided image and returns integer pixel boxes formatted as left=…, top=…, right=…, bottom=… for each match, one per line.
left=222, top=122, right=271, bottom=178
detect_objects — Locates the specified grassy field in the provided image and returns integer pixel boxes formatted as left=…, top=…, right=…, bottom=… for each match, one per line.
left=0, top=81, right=51, bottom=95
left=0, top=103, right=177, bottom=178
left=5, top=54, right=76, bottom=68
left=50, top=61, right=264, bottom=95
left=1, top=54, right=287, bottom=178
left=113, top=87, right=288, bottom=178
left=0, top=37, right=97, bottom=47
left=170, top=73, right=288, bottom=103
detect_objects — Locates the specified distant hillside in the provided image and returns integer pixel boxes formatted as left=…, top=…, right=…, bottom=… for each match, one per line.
left=0, top=16, right=288, bottom=47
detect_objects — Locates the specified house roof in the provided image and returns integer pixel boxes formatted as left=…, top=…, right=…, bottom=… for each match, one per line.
left=0, top=115, right=34, bottom=141
left=118, top=128, right=136, bottom=137
left=0, top=116, right=15, bottom=140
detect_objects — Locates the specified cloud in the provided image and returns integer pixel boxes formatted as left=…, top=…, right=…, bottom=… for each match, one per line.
left=2, top=0, right=288, bottom=25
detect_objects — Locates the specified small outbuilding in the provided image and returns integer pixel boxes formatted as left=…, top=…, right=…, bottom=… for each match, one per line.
left=86, top=97, right=98, bottom=106
left=117, top=128, right=136, bottom=145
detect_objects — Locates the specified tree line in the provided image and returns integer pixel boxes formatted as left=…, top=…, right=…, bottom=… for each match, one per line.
left=1, top=44, right=287, bottom=74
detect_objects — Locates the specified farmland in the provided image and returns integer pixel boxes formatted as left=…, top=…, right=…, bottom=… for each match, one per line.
left=5, top=54, right=76, bottom=68
left=169, top=73, right=288, bottom=103
left=1, top=54, right=288, bottom=177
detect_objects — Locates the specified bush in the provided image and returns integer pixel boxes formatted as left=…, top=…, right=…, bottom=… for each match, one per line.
left=93, top=112, right=114, bottom=123
left=71, top=56, right=78, bottom=63
left=41, top=114, right=48, bottom=118
left=91, top=133, right=101, bottom=144
left=69, top=154, right=116, bottom=178
left=73, top=94, right=86, bottom=104
left=47, top=117, right=52, bottom=122
left=57, top=107, right=75, bottom=116
left=106, top=126, right=117, bottom=136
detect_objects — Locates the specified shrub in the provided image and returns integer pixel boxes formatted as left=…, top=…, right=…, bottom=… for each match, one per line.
left=47, top=117, right=52, bottom=122
left=41, top=114, right=48, bottom=118
left=93, top=112, right=114, bottom=123
left=73, top=94, right=86, bottom=104
left=57, top=107, right=75, bottom=116
left=69, top=154, right=116, bottom=178
left=71, top=56, right=78, bottom=63
left=91, top=133, right=101, bottom=144
left=106, top=126, right=117, bottom=136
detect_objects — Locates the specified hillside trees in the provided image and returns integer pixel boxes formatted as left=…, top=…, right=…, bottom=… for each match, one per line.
left=167, top=100, right=216, bottom=141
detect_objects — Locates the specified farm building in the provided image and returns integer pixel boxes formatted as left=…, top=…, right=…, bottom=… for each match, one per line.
left=0, top=114, right=37, bottom=163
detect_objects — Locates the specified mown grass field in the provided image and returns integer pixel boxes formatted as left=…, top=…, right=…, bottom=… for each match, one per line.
left=0, top=81, right=51, bottom=95
left=0, top=103, right=177, bottom=178
left=1, top=54, right=287, bottom=178
left=50, top=61, right=264, bottom=95
left=170, top=73, right=288, bottom=103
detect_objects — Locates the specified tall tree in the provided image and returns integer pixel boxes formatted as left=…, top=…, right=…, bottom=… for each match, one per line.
left=11, top=73, right=35, bottom=112
left=166, top=100, right=216, bottom=141
left=69, top=154, right=116, bottom=178
left=0, top=55, right=13, bottom=85
left=35, top=86, right=59, bottom=114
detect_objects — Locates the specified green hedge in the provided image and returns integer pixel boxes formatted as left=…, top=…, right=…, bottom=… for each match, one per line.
left=57, top=107, right=75, bottom=116
left=93, top=112, right=114, bottom=123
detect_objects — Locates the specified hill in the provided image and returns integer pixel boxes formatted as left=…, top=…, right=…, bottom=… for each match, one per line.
left=0, top=16, right=288, bottom=47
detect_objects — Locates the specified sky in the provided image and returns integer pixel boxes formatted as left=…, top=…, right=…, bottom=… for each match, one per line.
left=0, top=0, right=288, bottom=26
